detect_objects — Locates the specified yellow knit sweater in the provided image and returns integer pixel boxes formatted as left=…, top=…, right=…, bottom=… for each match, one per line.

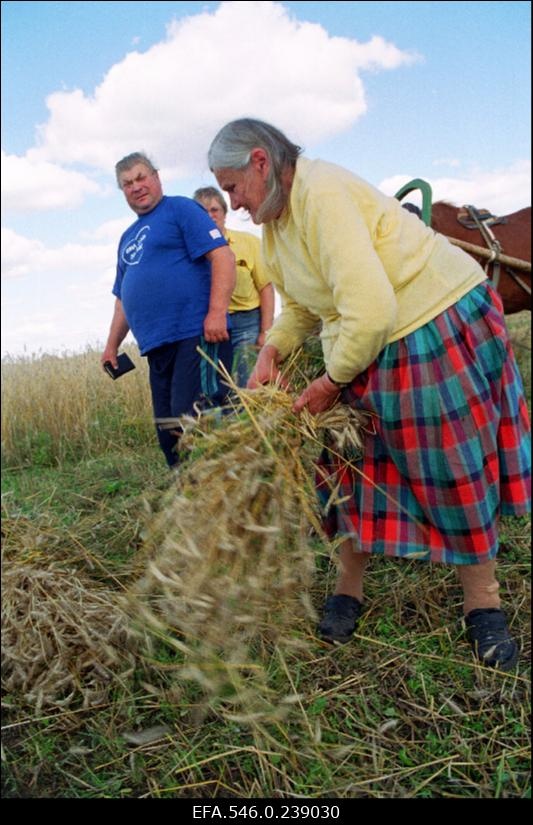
left=263, top=157, right=486, bottom=383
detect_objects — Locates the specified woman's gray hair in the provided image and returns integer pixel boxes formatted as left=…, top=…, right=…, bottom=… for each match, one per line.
left=115, top=152, right=158, bottom=188
left=207, top=119, right=302, bottom=223
left=193, top=186, right=228, bottom=214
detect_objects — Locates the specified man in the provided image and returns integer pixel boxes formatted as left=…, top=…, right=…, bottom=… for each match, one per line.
left=101, top=152, right=235, bottom=467
left=193, top=186, right=275, bottom=386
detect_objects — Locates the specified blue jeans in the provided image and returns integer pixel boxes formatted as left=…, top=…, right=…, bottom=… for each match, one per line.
left=147, top=335, right=233, bottom=466
left=230, top=308, right=261, bottom=387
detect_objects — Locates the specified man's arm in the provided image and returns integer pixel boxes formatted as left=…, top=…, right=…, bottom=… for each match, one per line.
left=256, top=283, right=275, bottom=348
left=101, top=298, right=130, bottom=368
left=203, top=245, right=236, bottom=342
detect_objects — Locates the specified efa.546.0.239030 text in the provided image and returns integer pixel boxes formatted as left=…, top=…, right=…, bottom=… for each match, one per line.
left=192, top=805, right=342, bottom=820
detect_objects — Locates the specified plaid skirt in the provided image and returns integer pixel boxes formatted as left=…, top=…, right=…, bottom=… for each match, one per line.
left=315, top=282, right=531, bottom=565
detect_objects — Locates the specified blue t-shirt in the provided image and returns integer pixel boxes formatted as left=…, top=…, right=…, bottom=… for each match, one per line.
left=112, top=196, right=228, bottom=354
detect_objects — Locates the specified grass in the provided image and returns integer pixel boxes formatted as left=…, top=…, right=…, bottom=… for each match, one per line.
left=1, top=344, right=154, bottom=468
left=1, top=313, right=530, bottom=799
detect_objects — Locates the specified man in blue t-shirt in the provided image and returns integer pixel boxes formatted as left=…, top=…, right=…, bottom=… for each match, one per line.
left=101, top=152, right=236, bottom=467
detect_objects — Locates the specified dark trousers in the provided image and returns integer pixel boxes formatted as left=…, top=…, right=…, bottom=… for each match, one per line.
left=147, top=335, right=233, bottom=466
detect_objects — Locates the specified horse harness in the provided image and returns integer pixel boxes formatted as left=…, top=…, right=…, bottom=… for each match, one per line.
left=457, top=205, right=531, bottom=296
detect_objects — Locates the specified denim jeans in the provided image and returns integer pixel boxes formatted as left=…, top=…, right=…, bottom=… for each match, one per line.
left=230, top=308, right=261, bottom=387
left=147, top=335, right=233, bottom=466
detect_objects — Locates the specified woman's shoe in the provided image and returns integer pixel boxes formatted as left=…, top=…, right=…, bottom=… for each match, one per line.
left=317, top=594, right=362, bottom=643
left=464, top=608, right=518, bottom=671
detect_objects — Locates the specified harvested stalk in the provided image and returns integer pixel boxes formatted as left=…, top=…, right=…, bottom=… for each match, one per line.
left=2, top=563, right=137, bottom=713
left=125, top=385, right=372, bottom=712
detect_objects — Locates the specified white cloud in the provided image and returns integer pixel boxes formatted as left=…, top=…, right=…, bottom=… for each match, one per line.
left=1, top=151, right=102, bottom=212
left=9, top=314, right=57, bottom=338
left=0, top=305, right=117, bottom=358
left=82, top=216, right=133, bottom=243
left=350, top=34, right=421, bottom=71
left=1, top=226, right=116, bottom=281
left=379, top=160, right=531, bottom=215
left=27, top=1, right=419, bottom=176
left=1, top=228, right=44, bottom=279
left=1, top=227, right=120, bottom=355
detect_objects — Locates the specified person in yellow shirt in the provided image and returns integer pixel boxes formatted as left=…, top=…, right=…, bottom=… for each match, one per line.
left=208, top=118, right=531, bottom=671
left=193, top=187, right=275, bottom=386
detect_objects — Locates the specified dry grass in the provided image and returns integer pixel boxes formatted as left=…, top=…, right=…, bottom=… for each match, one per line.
left=1, top=562, right=138, bottom=714
left=1, top=345, right=153, bottom=467
left=125, top=383, right=371, bottom=716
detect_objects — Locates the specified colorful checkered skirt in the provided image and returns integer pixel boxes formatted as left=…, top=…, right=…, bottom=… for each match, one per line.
left=315, top=282, right=531, bottom=565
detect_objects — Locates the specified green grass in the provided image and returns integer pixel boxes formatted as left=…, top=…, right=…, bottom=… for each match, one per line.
left=1, top=314, right=530, bottom=798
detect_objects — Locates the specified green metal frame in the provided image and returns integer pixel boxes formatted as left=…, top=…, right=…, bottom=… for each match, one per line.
left=394, top=178, right=433, bottom=226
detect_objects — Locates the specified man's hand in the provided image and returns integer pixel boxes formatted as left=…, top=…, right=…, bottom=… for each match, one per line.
left=101, top=345, right=119, bottom=370
left=101, top=298, right=129, bottom=370
left=203, top=309, right=229, bottom=342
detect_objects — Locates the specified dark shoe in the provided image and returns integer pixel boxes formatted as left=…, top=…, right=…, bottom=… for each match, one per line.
left=464, top=608, right=519, bottom=671
left=317, top=594, right=362, bottom=644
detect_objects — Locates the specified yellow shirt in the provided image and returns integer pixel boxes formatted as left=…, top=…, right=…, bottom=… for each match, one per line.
left=225, top=228, right=271, bottom=313
left=263, top=157, right=486, bottom=383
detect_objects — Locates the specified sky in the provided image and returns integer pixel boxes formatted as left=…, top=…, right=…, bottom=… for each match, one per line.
left=1, top=0, right=531, bottom=357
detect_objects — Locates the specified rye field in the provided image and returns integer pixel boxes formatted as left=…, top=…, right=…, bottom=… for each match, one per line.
left=1, top=314, right=531, bottom=799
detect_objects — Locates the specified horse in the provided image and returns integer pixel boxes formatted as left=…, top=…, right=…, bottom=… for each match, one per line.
left=395, top=180, right=531, bottom=315
left=430, top=202, right=531, bottom=315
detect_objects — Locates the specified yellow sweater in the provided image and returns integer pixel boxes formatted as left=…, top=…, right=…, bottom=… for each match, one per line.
left=263, top=157, right=486, bottom=384
left=226, top=228, right=271, bottom=313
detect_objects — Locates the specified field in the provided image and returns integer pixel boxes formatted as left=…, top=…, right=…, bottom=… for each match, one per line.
left=1, top=313, right=531, bottom=799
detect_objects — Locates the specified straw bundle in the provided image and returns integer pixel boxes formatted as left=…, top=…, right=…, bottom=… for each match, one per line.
left=126, top=386, right=371, bottom=708
left=2, top=562, right=137, bottom=713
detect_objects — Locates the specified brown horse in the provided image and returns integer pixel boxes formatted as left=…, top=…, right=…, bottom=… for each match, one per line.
left=430, top=202, right=531, bottom=314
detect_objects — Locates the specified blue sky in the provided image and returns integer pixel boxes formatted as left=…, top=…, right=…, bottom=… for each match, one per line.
left=2, top=0, right=531, bottom=356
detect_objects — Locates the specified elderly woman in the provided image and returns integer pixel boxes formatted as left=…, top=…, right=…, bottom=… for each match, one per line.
left=208, top=118, right=531, bottom=670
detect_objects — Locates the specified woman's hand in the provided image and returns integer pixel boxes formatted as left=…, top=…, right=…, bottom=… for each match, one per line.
left=292, top=373, right=341, bottom=415
left=247, top=344, right=289, bottom=389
